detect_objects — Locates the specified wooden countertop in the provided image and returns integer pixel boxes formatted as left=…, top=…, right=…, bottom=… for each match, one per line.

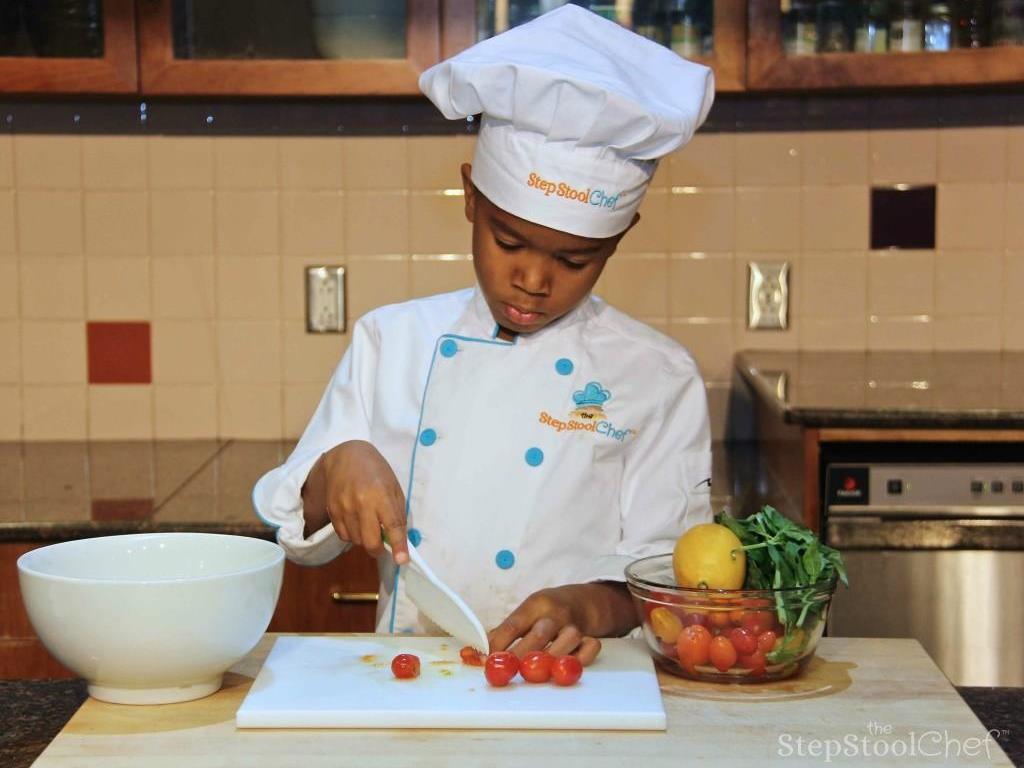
left=31, top=635, right=1011, bottom=767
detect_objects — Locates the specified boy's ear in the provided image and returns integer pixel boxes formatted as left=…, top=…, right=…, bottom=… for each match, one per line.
left=460, top=162, right=476, bottom=223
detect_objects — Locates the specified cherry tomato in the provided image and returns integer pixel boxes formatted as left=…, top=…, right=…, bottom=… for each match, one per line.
left=459, top=646, right=484, bottom=666
left=676, top=624, right=711, bottom=673
left=740, top=611, right=773, bottom=636
left=757, top=630, right=779, bottom=654
left=709, top=610, right=732, bottom=629
left=390, top=653, right=420, bottom=679
left=738, top=649, right=767, bottom=676
left=728, top=627, right=758, bottom=655
left=709, top=635, right=738, bottom=672
left=484, top=651, right=520, bottom=687
left=728, top=609, right=746, bottom=625
left=659, top=640, right=679, bottom=659
left=551, top=655, right=583, bottom=686
left=649, top=606, right=684, bottom=643
left=519, top=651, right=554, bottom=683
left=682, top=611, right=708, bottom=627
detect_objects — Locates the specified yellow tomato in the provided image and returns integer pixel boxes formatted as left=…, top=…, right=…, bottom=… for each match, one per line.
left=649, top=606, right=684, bottom=643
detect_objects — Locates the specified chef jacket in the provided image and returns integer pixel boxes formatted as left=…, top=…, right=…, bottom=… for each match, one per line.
left=253, top=286, right=712, bottom=635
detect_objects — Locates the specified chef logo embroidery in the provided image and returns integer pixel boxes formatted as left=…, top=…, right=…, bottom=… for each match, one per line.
left=526, top=172, right=621, bottom=210
left=538, top=381, right=635, bottom=442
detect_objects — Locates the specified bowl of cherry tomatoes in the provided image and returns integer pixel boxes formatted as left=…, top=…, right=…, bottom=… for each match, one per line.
left=625, top=554, right=836, bottom=683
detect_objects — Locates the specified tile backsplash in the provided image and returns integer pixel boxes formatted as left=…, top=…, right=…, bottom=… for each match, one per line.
left=1, top=127, right=1022, bottom=441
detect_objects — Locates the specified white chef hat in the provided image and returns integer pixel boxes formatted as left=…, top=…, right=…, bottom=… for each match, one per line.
left=419, top=4, right=715, bottom=239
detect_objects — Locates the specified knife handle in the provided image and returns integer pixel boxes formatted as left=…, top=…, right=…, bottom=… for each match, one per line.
left=330, top=591, right=379, bottom=604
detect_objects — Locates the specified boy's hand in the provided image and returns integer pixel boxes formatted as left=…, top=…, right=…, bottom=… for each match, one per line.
left=320, top=440, right=409, bottom=565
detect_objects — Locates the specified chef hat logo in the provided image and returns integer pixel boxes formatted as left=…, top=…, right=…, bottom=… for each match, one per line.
left=573, top=382, right=611, bottom=408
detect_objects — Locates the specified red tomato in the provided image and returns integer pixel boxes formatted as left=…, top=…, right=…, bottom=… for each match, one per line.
left=390, top=653, right=420, bottom=679
left=659, top=640, right=679, bottom=659
left=738, top=650, right=767, bottom=676
left=520, top=651, right=554, bottom=684
left=757, top=630, right=779, bottom=654
left=484, top=651, right=520, bottom=687
left=728, top=627, right=758, bottom=655
left=676, top=624, right=712, bottom=673
left=709, top=611, right=732, bottom=629
left=728, top=609, right=746, bottom=625
left=682, top=611, right=708, bottom=627
left=709, top=636, right=738, bottom=672
left=459, top=646, right=484, bottom=666
left=740, top=611, right=773, bottom=636
left=551, top=655, right=583, bottom=686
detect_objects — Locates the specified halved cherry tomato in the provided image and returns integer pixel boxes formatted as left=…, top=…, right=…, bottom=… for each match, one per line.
left=738, top=649, right=767, bottom=676
left=728, top=627, right=758, bottom=655
left=459, top=646, right=484, bottom=666
left=649, top=606, right=684, bottom=643
left=676, top=624, right=712, bottom=673
left=551, top=655, right=583, bottom=686
left=390, top=653, right=420, bottom=679
left=484, top=651, right=520, bottom=687
left=520, top=650, right=554, bottom=683
left=757, top=630, right=779, bottom=654
left=709, top=635, right=738, bottom=672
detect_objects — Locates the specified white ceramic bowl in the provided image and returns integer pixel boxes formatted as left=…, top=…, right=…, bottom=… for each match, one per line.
left=18, top=532, right=284, bottom=705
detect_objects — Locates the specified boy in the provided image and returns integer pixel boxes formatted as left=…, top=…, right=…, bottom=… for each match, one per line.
left=254, top=4, right=715, bottom=665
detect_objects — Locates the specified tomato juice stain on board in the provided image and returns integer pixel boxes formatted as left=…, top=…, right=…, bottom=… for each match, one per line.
left=361, top=654, right=376, bottom=663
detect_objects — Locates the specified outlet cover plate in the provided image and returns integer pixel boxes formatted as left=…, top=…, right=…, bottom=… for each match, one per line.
left=306, top=266, right=346, bottom=333
left=748, top=261, right=789, bottom=330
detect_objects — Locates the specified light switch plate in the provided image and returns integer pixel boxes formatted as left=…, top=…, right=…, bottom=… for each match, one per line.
left=306, top=266, right=346, bottom=333
left=747, top=261, right=789, bottom=330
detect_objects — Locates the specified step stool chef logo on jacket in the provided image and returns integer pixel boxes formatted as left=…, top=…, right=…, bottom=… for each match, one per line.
left=253, top=4, right=716, bottom=638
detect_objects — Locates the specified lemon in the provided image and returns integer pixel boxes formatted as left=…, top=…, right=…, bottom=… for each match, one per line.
left=673, top=523, right=746, bottom=590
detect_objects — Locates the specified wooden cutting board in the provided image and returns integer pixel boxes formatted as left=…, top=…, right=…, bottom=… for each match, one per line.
left=235, top=636, right=665, bottom=730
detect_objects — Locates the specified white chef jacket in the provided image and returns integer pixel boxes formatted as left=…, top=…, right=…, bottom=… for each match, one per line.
left=253, top=286, right=712, bottom=635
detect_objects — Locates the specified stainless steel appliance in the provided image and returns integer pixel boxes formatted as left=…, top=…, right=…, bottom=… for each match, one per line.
left=825, top=458, right=1024, bottom=687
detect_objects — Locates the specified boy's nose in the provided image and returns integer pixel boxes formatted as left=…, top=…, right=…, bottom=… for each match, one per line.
left=512, top=253, right=550, bottom=296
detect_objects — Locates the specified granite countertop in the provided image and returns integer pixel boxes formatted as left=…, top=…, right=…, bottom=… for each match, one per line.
left=735, top=350, right=1024, bottom=429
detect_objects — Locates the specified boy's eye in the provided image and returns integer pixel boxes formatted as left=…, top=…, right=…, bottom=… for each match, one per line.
left=559, top=257, right=588, bottom=270
left=495, top=239, right=522, bottom=251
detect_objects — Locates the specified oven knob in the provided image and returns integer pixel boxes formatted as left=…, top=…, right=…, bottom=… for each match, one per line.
left=1013, top=480, right=1024, bottom=494
left=991, top=480, right=1004, bottom=493
left=970, top=480, right=984, bottom=494
left=886, top=479, right=903, bottom=495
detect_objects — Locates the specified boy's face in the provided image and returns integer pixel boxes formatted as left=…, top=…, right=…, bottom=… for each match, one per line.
left=461, top=163, right=636, bottom=339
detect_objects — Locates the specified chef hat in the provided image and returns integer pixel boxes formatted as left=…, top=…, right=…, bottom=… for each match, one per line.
left=419, top=4, right=715, bottom=239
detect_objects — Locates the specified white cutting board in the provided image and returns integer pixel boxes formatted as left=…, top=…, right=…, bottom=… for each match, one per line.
left=236, top=635, right=665, bottom=730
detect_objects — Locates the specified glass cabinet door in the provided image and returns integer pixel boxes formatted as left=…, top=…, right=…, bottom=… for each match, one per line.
left=0, top=0, right=104, bottom=58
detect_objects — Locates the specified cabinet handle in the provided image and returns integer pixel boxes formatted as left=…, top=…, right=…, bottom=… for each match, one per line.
left=330, top=591, right=378, bottom=604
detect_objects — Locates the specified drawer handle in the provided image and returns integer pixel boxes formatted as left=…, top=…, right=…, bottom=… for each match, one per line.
left=330, top=591, right=378, bottom=604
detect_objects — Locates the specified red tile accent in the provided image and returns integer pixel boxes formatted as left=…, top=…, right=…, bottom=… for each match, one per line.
left=91, top=498, right=155, bottom=522
left=87, top=322, right=151, bottom=384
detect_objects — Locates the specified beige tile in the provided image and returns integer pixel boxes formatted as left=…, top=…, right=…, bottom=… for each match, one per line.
left=280, top=137, right=344, bottom=189
left=215, top=190, right=279, bottom=256
left=21, top=321, right=86, bottom=383
left=217, top=321, right=281, bottom=383
left=867, top=251, right=934, bottom=315
left=735, top=187, right=801, bottom=251
left=344, top=258, right=411, bottom=319
left=20, top=257, right=85, bottom=319
left=0, top=385, right=19, bottom=439
left=152, top=321, right=217, bottom=384
left=801, top=131, right=869, bottom=185
left=932, top=316, right=1002, bottom=351
left=1009, top=127, right=1024, bottom=182
left=17, top=190, right=83, bottom=254
left=343, top=191, right=410, bottom=255
left=22, top=385, right=87, bottom=439
left=733, top=320, right=799, bottom=351
left=801, top=186, right=868, bottom=251
left=410, top=193, right=472, bottom=254
left=668, top=253, right=733, bottom=318
left=88, top=386, right=153, bottom=439
left=281, top=191, right=344, bottom=256
left=799, top=317, right=867, bottom=350
left=1005, top=314, right=1024, bottom=350
left=408, top=136, right=475, bottom=190
left=148, top=137, right=213, bottom=189
left=0, top=189, right=13, bottom=252
left=800, top=252, right=867, bottom=318
left=936, top=183, right=1005, bottom=250
left=735, top=133, right=801, bottom=186
left=84, top=191, right=148, bottom=256
left=86, top=257, right=150, bottom=320
left=668, top=133, right=735, bottom=188
left=668, top=319, right=734, bottom=382
left=934, top=251, right=1003, bottom=316
left=22, top=442, right=87, bottom=503
left=216, top=256, right=280, bottom=320
left=151, top=257, right=215, bottom=319
left=153, top=384, right=218, bottom=438
left=668, top=189, right=735, bottom=252
left=618, top=190, right=669, bottom=254
left=0, top=260, right=17, bottom=317
left=0, top=321, right=19, bottom=383
left=88, top=442, right=154, bottom=499
left=598, top=255, right=669, bottom=319
left=281, top=258, right=312, bottom=322
left=214, top=138, right=279, bottom=188
left=1005, top=251, right=1024, bottom=316
left=282, top=321, right=348, bottom=384
left=82, top=137, right=147, bottom=189
left=218, top=383, right=282, bottom=439
left=869, top=129, right=938, bottom=185
left=151, top=190, right=214, bottom=256
left=342, top=137, right=408, bottom=190
left=938, top=127, right=1007, bottom=183
left=0, top=136, right=12, bottom=187
left=410, top=257, right=476, bottom=298
left=284, top=383, right=328, bottom=439
left=14, top=136, right=81, bottom=189
left=866, top=315, right=934, bottom=350
left=1007, top=183, right=1024, bottom=250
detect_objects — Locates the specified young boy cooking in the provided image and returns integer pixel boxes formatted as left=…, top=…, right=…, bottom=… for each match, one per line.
left=254, top=4, right=715, bottom=665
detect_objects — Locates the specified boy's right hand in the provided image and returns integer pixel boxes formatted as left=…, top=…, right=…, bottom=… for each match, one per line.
left=320, top=440, right=409, bottom=565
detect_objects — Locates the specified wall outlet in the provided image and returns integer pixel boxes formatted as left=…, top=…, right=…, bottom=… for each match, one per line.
left=747, top=261, right=789, bottom=330
left=306, top=266, right=346, bottom=333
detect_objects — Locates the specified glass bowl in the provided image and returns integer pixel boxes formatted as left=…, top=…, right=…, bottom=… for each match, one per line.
left=625, top=554, right=836, bottom=683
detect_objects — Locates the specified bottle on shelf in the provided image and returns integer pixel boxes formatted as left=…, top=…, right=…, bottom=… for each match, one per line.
left=952, top=0, right=988, bottom=47
left=791, top=0, right=819, bottom=53
left=633, top=0, right=667, bottom=44
left=890, top=0, right=925, bottom=50
left=924, top=0, right=953, bottom=48
left=816, top=0, right=852, bottom=50
left=781, top=0, right=798, bottom=54
left=991, top=0, right=1024, bottom=44
left=667, top=0, right=703, bottom=57
left=853, top=0, right=890, bottom=52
